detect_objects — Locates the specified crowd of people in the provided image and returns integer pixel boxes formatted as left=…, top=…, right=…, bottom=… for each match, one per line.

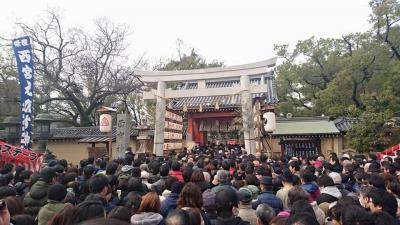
left=0, top=144, right=399, bottom=225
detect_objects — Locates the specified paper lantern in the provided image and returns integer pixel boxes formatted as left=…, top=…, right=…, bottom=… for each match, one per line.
left=263, top=112, right=276, bottom=133
left=99, top=114, right=112, bottom=132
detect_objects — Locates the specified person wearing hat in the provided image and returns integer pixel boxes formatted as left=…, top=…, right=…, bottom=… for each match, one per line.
left=252, top=176, right=283, bottom=214
left=329, top=172, right=351, bottom=197
left=37, top=183, right=70, bottom=225
left=23, top=167, right=57, bottom=216
left=238, top=187, right=257, bottom=225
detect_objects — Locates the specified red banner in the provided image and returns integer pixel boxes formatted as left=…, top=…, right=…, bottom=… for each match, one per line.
left=0, top=141, right=44, bottom=172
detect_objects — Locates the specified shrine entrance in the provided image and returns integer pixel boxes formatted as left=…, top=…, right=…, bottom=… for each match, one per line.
left=137, top=58, right=278, bottom=156
left=187, top=111, right=241, bottom=146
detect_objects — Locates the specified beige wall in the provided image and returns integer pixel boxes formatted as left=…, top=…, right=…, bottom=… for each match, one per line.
left=35, top=138, right=140, bottom=165
left=45, top=140, right=88, bottom=165
left=321, top=136, right=343, bottom=157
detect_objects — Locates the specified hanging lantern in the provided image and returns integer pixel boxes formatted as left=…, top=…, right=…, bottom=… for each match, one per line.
left=199, top=104, right=203, bottom=112
left=262, top=112, right=276, bottom=133
left=183, top=105, right=188, bottom=112
left=215, top=101, right=220, bottom=110
left=99, top=114, right=112, bottom=132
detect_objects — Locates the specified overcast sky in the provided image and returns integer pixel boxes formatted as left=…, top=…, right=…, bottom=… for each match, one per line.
left=1, top=0, right=371, bottom=66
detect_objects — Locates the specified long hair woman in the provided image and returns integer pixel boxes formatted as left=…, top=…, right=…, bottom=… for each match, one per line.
left=177, top=182, right=210, bottom=225
left=131, top=192, right=164, bottom=225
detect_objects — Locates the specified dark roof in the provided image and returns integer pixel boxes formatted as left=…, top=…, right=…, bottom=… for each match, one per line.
left=172, top=75, right=278, bottom=110
left=0, top=130, right=5, bottom=140
left=50, top=126, right=139, bottom=140
left=78, top=136, right=115, bottom=143
left=273, top=117, right=340, bottom=137
left=333, top=117, right=359, bottom=132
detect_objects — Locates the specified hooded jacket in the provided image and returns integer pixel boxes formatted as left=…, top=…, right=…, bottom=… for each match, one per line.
left=316, top=186, right=342, bottom=205
left=23, top=180, right=49, bottom=216
left=37, top=200, right=70, bottom=225
left=252, top=191, right=283, bottom=214
left=131, top=212, right=164, bottom=225
left=160, top=193, right=179, bottom=217
left=302, top=183, right=320, bottom=203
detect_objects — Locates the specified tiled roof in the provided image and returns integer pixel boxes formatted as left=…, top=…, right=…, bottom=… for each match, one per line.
left=172, top=74, right=278, bottom=110
left=334, top=117, right=359, bottom=132
left=272, top=117, right=340, bottom=136
left=78, top=136, right=115, bottom=143
left=50, top=126, right=139, bottom=140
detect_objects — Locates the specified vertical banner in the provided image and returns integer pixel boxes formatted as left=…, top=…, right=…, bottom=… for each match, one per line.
left=116, top=114, right=131, bottom=158
left=12, top=36, right=34, bottom=149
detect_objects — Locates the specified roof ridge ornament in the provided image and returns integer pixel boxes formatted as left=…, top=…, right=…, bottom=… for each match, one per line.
left=215, top=101, right=220, bottom=110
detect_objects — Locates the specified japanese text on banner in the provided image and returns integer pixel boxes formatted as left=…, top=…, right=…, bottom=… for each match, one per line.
left=12, top=36, right=35, bottom=149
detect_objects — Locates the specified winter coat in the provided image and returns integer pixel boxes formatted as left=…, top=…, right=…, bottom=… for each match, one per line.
left=302, top=183, right=321, bottom=203
left=276, top=185, right=292, bottom=210
left=316, top=186, right=342, bottom=205
left=23, top=181, right=49, bottom=216
left=211, top=182, right=237, bottom=194
left=252, top=191, right=283, bottom=214
left=160, top=193, right=179, bottom=217
left=211, top=216, right=250, bottom=225
left=14, top=181, right=29, bottom=197
left=194, top=181, right=211, bottom=192
left=238, top=204, right=257, bottom=225
left=169, top=170, right=184, bottom=182
left=131, top=212, right=165, bottom=225
left=151, top=176, right=167, bottom=195
left=310, top=201, right=325, bottom=225
left=37, top=200, right=70, bottom=225
left=204, top=211, right=218, bottom=222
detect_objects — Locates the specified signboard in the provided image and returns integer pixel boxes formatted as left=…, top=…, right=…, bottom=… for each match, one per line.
left=163, top=142, right=183, bottom=151
left=0, top=141, right=43, bottom=172
left=115, top=114, right=131, bottom=159
left=165, top=111, right=183, bottom=122
left=12, top=36, right=34, bottom=149
left=165, top=121, right=183, bottom=131
left=164, top=132, right=183, bottom=140
left=164, top=110, right=183, bottom=152
left=100, top=114, right=112, bottom=132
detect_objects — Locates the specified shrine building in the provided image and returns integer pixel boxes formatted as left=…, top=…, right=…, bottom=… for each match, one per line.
left=137, top=58, right=278, bottom=156
left=137, top=58, right=346, bottom=157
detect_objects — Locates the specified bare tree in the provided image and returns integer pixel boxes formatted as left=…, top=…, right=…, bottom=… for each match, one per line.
left=15, top=11, right=142, bottom=126
left=0, top=45, right=20, bottom=118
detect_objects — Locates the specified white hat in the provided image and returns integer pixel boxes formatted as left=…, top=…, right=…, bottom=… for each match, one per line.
left=329, top=172, right=342, bottom=184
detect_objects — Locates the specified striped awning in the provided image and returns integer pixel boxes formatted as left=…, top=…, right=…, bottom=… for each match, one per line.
left=78, top=136, right=115, bottom=143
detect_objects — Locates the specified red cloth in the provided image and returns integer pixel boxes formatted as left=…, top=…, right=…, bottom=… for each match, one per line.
left=229, top=167, right=236, bottom=176
left=308, top=188, right=321, bottom=203
left=169, top=170, right=184, bottom=182
left=313, top=161, right=322, bottom=168
left=0, top=141, right=43, bottom=172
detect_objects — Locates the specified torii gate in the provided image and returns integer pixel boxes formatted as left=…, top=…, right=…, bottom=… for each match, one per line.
left=136, top=58, right=277, bottom=156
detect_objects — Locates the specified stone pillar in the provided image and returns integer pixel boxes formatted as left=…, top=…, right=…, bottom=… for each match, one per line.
left=154, top=81, right=166, bottom=156
left=240, top=75, right=256, bottom=155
